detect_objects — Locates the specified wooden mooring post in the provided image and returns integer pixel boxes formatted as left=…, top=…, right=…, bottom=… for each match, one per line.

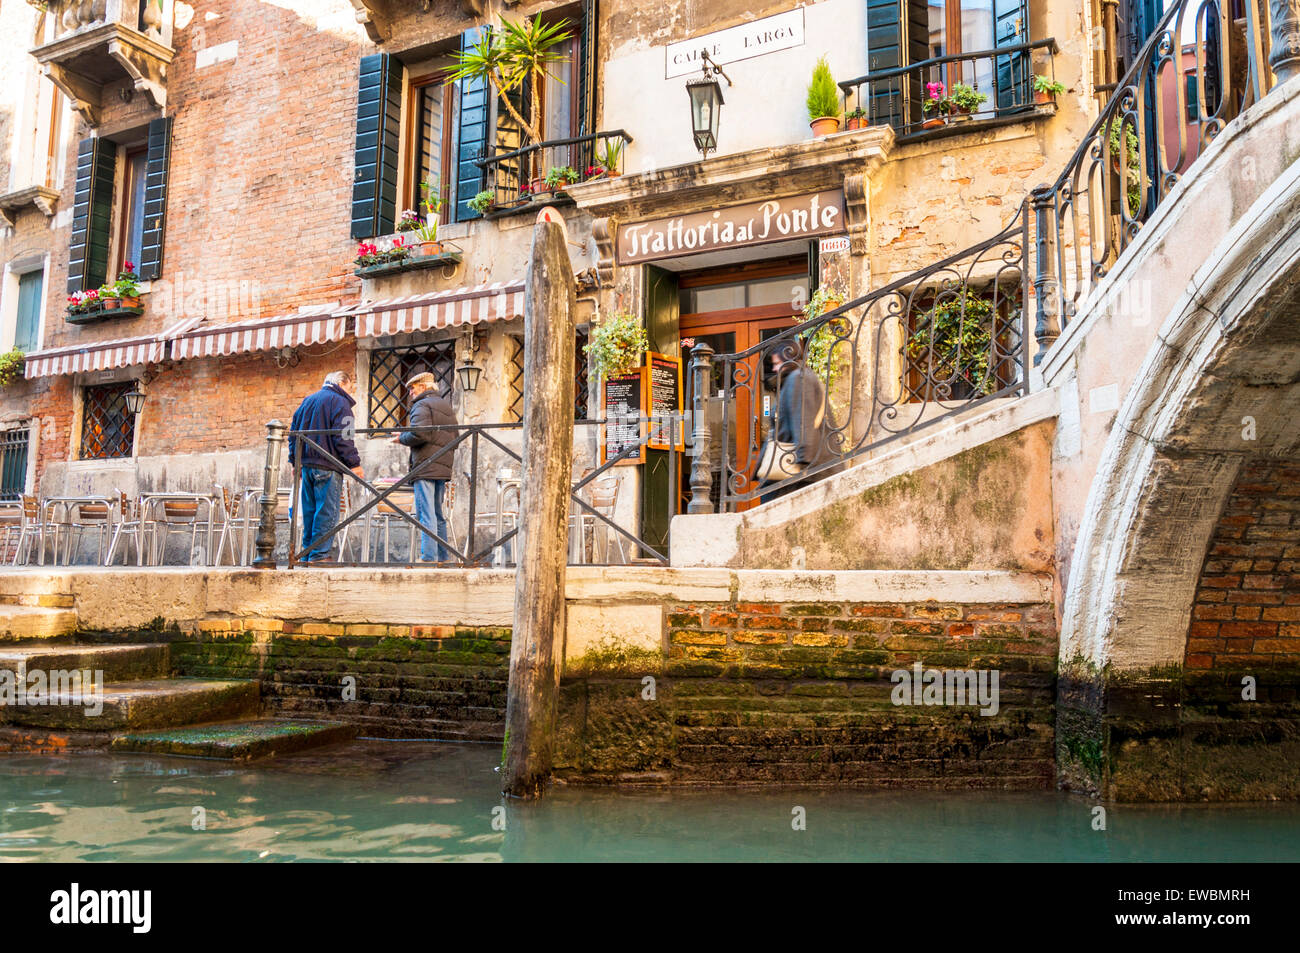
left=502, top=211, right=576, bottom=798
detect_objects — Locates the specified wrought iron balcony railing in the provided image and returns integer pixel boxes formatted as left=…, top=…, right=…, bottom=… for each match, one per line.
left=474, top=129, right=632, bottom=213
left=838, top=38, right=1060, bottom=138
left=689, top=0, right=1277, bottom=514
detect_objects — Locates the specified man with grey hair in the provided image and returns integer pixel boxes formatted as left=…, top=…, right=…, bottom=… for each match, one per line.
left=393, top=371, right=457, bottom=563
left=289, top=369, right=364, bottom=563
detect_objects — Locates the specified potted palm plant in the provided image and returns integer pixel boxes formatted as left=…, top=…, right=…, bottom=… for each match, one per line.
left=447, top=14, right=574, bottom=188
left=595, top=136, right=624, bottom=177
left=807, top=56, right=842, bottom=137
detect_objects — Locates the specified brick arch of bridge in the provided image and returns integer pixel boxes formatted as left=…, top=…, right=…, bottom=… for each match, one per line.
left=1058, top=155, right=1300, bottom=675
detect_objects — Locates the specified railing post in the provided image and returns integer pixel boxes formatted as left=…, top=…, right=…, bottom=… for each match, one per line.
left=252, top=419, right=286, bottom=569
left=1269, top=0, right=1300, bottom=85
left=687, top=342, right=715, bottom=515
left=1030, top=184, right=1061, bottom=365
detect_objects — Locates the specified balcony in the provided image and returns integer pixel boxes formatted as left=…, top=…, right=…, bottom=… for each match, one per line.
left=838, top=38, right=1060, bottom=142
left=32, top=0, right=176, bottom=126
left=474, top=130, right=633, bottom=219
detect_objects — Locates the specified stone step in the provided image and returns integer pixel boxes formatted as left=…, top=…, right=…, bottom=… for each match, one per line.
left=111, top=719, right=357, bottom=761
left=0, top=606, right=77, bottom=641
left=0, top=644, right=168, bottom=682
left=0, top=678, right=260, bottom=732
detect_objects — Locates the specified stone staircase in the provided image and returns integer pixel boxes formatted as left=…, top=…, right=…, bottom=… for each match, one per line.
left=0, top=606, right=356, bottom=759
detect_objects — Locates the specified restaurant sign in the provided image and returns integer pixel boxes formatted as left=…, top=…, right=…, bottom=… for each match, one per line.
left=616, top=190, right=846, bottom=265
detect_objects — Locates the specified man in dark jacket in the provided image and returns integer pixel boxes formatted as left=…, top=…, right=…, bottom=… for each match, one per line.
left=289, top=370, right=363, bottom=563
left=394, top=372, right=458, bottom=562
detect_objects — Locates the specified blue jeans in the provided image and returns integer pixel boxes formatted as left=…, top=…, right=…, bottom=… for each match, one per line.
left=413, top=478, right=448, bottom=562
left=300, top=467, right=342, bottom=562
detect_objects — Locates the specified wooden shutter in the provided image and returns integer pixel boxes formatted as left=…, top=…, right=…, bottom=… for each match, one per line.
left=15, top=271, right=43, bottom=352
left=865, top=0, right=927, bottom=131
left=454, top=28, right=492, bottom=222
left=993, top=0, right=1030, bottom=111
left=67, top=136, right=115, bottom=294
left=576, top=0, right=598, bottom=169
left=351, top=53, right=402, bottom=239
left=138, top=116, right=171, bottom=281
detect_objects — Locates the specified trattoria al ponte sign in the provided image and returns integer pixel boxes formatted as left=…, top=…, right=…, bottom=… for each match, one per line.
left=616, top=190, right=846, bottom=265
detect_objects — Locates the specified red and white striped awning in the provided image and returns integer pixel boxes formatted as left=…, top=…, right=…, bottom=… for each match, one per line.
left=170, top=304, right=347, bottom=360
left=22, top=316, right=205, bottom=380
left=343, top=280, right=525, bottom=339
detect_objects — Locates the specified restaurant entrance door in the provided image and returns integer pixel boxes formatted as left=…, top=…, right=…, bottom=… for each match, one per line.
left=677, top=257, right=810, bottom=511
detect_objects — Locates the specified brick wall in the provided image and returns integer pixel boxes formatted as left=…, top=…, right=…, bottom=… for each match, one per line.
left=1186, top=459, right=1300, bottom=669
left=558, top=599, right=1058, bottom=787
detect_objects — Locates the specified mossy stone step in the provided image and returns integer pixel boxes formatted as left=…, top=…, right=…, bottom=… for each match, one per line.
left=0, top=606, right=77, bottom=640
left=0, top=644, right=168, bottom=682
left=0, top=678, right=260, bottom=731
left=111, top=719, right=357, bottom=760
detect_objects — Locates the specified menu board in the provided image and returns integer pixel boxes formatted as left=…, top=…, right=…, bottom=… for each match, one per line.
left=645, top=351, right=684, bottom=451
left=601, top=368, right=645, bottom=465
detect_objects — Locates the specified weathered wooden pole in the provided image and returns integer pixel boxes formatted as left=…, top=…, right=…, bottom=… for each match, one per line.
left=502, top=210, right=576, bottom=798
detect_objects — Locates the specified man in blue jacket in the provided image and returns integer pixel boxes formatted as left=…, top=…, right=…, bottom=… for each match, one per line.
left=289, top=370, right=364, bottom=563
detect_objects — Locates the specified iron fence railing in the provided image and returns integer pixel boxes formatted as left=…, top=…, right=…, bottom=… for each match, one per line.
left=281, top=418, right=679, bottom=568
left=694, top=0, right=1277, bottom=513
left=838, top=39, right=1060, bottom=138
left=475, top=129, right=633, bottom=211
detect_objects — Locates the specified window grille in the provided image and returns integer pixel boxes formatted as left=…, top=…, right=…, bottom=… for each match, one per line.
left=80, top=383, right=134, bottom=460
left=0, top=428, right=29, bottom=500
left=368, top=341, right=455, bottom=429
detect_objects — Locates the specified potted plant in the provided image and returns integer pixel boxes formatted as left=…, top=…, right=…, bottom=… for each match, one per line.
left=923, top=81, right=951, bottom=128
left=0, top=348, right=24, bottom=389
left=98, top=283, right=120, bottom=310
left=420, top=177, right=444, bottom=224
left=468, top=189, right=495, bottom=215
left=66, top=292, right=88, bottom=317
left=447, top=14, right=575, bottom=185
left=396, top=209, right=422, bottom=233
left=113, top=263, right=141, bottom=308
left=806, top=56, right=842, bottom=137
left=1033, top=74, right=1065, bottom=105
left=845, top=106, right=867, bottom=130
left=413, top=222, right=442, bottom=256
left=585, top=164, right=607, bottom=181
left=949, top=82, right=987, bottom=119
left=595, top=136, right=624, bottom=177
left=1107, top=120, right=1142, bottom=217
left=584, top=310, right=649, bottom=380
left=798, top=285, right=852, bottom=398
left=544, top=165, right=580, bottom=194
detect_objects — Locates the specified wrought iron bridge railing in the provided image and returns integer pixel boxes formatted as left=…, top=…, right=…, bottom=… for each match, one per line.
left=475, top=129, right=633, bottom=211
left=838, top=38, right=1061, bottom=138
left=692, top=0, right=1279, bottom=514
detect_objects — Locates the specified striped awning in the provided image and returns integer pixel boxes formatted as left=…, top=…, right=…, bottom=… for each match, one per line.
left=22, top=316, right=204, bottom=380
left=343, top=280, right=525, bottom=339
left=170, top=304, right=347, bottom=361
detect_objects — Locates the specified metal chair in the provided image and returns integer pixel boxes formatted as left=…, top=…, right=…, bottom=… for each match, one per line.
left=12, top=495, right=55, bottom=566
left=58, top=499, right=115, bottom=565
left=585, top=476, right=626, bottom=565
left=105, top=491, right=145, bottom=566
left=141, top=496, right=216, bottom=566
left=368, top=480, right=418, bottom=563
left=0, top=501, right=23, bottom=564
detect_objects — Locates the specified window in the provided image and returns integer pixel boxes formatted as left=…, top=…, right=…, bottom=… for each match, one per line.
left=0, top=427, right=30, bottom=501
left=80, top=382, right=135, bottom=460
left=14, top=269, right=43, bottom=352
left=507, top=331, right=591, bottom=423
left=118, top=146, right=148, bottom=271
left=368, top=341, right=455, bottom=428
left=904, top=288, right=1022, bottom=402
left=404, top=72, right=454, bottom=222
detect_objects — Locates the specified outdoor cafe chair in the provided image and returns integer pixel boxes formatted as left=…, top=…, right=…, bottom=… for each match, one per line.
left=0, top=499, right=22, bottom=564
left=585, top=476, right=626, bottom=565
left=139, top=494, right=217, bottom=566
left=470, top=468, right=520, bottom=567
left=105, top=491, right=145, bottom=566
left=12, top=495, right=57, bottom=566
left=56, top=498, right=115, bottom=566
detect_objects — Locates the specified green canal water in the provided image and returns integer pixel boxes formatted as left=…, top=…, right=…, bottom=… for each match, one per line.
left=1, top=741, right=1297, bottom=862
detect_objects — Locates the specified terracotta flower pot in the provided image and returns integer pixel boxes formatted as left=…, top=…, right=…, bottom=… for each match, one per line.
left=100, top=295, right=119, bottom=310
left=809, top=116, right=841, bottom=138
left=119, top=295, right=140, bottom=308
left=1034, top=89, right=1054, bottom=106
left=419, top=240, right=443, bottom=256
left=921, top=116, right=946, bottom=130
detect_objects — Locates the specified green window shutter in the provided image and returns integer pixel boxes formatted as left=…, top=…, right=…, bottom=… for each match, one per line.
left=993, top=0, right=1030, bottom=111
left=138, top=116, right=172, bottom=281
left=865, top=0, right=926, bottom=131
left=576, top=0, right=598, bottom=169
left=351, top=53, right=402, bottom=239
left=67, top=136, right=115, bottom=294
left=454, top=28, right=491, bottom=223
left=15, top=270, right=43, bottom=353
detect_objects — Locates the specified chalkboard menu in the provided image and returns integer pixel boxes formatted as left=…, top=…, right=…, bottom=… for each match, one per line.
left=645, top=352, right=684, bottom=451
left=601, top=368, right=645, bottom=465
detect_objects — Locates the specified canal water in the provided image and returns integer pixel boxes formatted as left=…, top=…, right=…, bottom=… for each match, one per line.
left=1, top=741, right=1297, bottom=862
